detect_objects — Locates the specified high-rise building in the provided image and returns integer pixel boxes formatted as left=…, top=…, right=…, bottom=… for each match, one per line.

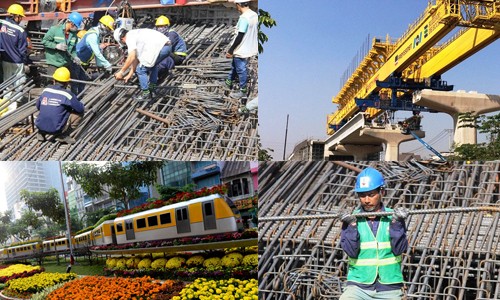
left=3, top=162, right=64, bottom=219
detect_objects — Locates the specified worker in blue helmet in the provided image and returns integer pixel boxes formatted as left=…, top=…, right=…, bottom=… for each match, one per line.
left=338, top=167, right=409, bottom=300
left=42, top=11, right=86, bottom=95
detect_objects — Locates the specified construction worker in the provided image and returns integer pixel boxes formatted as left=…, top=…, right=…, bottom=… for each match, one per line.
left=0, top=4, right=28, bottom=112
left=35, top=67, right=84, bottom=144
left=154, top=15, right=188, bottom=79
left=76, top=15, right=115, bottom=72
left=113, top=27, right=171, bottom=102
left=42, top=11, right=84, bottom=95
left=225, top=0, right=258, bottom=99
left=338, top=167, right=409, bottom=300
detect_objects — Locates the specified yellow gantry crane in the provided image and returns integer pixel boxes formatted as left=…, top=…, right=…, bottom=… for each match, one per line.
left=327, top=0, right=500, bottom=135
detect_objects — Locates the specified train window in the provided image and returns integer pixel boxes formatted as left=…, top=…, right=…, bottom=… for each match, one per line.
left=116, top=223, right=124, bottom=232
left=160, top=213, right=171, bottom=224
left=137, top=218, right=146, bottom=229
left=177, top=208, right=188, bottom=220
left=126, top=221, right=133, bottom=230
left=204, top=202, right=213, bottom=215
left=148, top=216, right=158, bottom=227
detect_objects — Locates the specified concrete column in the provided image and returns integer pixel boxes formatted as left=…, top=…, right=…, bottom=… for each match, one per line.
left=334, top=144, right=383, bottom=160
left=414, top=90, right=500, bottom=146
left=360, top=128, right=425, bottom=161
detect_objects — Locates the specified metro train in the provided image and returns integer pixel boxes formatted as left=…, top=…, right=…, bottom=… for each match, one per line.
left=0, top=193, right=243, bottom=260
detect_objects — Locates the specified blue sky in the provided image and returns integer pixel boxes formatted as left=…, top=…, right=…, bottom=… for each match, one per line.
left=259, top=1, right=500, bottom=160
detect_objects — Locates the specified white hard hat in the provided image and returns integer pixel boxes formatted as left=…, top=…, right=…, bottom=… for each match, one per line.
left=114, top=27, right=125, bottom=46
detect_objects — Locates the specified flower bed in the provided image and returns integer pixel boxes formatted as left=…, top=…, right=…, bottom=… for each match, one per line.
left=106, top=266, right=257, bottom=281
left=0, top=265, right=43, bottom=284
left=2, top=272, right=77, bottom=299
left=46, top=276, right=184, bottom=300
left=91, top=230, right=257, bottom=251
left=173, top=278, right=258, bottom=300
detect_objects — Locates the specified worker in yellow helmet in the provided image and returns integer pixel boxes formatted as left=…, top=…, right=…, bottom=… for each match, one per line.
left=35, top=67, right=85, bottom=144
left=76, top=15, right=115, bottom=72
left=0, top=4, right=28, bottom=113
left=153, top=15, right=188, bottom=80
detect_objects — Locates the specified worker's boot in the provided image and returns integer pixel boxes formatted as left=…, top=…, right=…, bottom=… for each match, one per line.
left=149, top=83, right=157, bottom=99
left=55, top=133, right=76, bottom=145
left=36, top=131, right=46, bottom=142
left=136, top=90, right=152, bottom=102
left=230, top=88, right=247, bottom=99
left=225, top=79, right=233, bottom=91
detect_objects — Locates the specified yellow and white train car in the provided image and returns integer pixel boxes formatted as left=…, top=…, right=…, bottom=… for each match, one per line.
left=73, top=230, right=94, bottom=249
left=114, top=193, right=243, bottom=245
left=42, top=237, right=70, bottom=252
left=92, top=220, right=116, bottom=246
left=5, top=242, right=40, bottom=258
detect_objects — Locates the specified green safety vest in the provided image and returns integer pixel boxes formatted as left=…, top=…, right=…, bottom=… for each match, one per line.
left=346, top=208, right=404, bottom=284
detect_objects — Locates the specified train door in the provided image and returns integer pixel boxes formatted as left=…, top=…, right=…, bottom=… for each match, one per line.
left=125, top=219, right=135, bottom=240
left=176, top=206, right=191, bottom=234
left=202, top=200, right=217, bottom=230
left=111, top=225, right=117, bottom=244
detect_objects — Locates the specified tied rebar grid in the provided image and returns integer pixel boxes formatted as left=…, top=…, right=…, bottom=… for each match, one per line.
left=258, top=161, right=500, bottom=300
left=0, top=19, right=258, bottom=161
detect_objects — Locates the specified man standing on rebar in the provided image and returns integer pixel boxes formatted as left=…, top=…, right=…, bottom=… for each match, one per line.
left=35, top=67, right=84, bottom=144
left=0, top=4, right=28, bottom=112
left=153, top=15, right=188, bottom=80
left=42, top=12, right=85, bottom=95
left=339, top=167, right=409, bottom=300
left=225, top=0, right=258, bottom=101
left=113, top=27, right=171, bottom=102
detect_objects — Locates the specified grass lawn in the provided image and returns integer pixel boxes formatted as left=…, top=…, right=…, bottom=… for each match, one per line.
left=41, top=259, right=106, bottom=276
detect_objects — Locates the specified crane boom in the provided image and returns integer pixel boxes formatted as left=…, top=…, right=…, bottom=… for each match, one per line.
left=328, top=0, right=500, bottom=135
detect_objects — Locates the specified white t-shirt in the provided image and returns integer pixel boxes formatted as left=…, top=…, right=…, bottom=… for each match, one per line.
left=126, top=29, right=169, bottom=67
left=233, top=9, right=258, bottom=58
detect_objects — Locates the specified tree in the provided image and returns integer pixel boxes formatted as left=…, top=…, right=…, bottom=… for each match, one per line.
left=0, top=211, right=13, bottom=245
left=20, top=188, right=66, bottom=225
left=258, top=9, right=277, bottom=54
left=452, top=112, right=500, bottom=160
left=63, top=162, right=164, bottom=210
left=155, top=183, right=196, bottom=200
left=85, top=208, right=114, bottom=227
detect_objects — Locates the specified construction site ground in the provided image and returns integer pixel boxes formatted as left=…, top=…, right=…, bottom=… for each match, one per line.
left=259, top=161, right=500, bottom=300
left=0, top=4, right=258, bottom=161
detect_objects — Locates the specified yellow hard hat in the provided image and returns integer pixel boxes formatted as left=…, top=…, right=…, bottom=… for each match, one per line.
left=99, top=15, right=115, bottom=30
left=155, top=15, right=170, bottom=27
left=77, top=30, right=87, bottom=39
left=53, top=67, right=71, bottom=82
left=8, top=4, right=25, bottom=17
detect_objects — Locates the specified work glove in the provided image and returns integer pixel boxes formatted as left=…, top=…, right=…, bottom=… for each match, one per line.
left=23, top=64, right=31, bottom=74
left=73, top=56, right=82, bottom=65
left=337, top=209, right=356, bottom=225
left=105, top=65, right=113, bottom=73
left=392, top=207, right=410, bottom=222
left=55, top=43, right=68, bottom=51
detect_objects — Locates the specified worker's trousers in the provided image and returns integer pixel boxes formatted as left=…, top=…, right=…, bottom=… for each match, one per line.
left=228, top=57, right=248, bottom=91
left=1, top=61, right=26, bottom=114
left=340, top=285, right=403, bottom=300
left=136, top=45, right=171, bottom=91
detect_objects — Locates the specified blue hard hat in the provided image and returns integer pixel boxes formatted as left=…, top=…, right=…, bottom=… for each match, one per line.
left=68, top=12, right=84, bottom=29
left=354, top=167, right=385, bottom=193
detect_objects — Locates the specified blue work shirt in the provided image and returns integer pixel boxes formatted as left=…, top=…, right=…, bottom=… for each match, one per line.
left=0, top=17, right=28, bottom=63
left=35, top=85, right=84, bottom=134
left=156, top=27, right=187, bottom=55
left=340, top=205, right=408, bottom=291
left=76, top=26, right=111, bottom=68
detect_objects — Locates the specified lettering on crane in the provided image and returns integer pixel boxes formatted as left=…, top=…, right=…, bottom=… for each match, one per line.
left=394, top=24, right=429, bottom=66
